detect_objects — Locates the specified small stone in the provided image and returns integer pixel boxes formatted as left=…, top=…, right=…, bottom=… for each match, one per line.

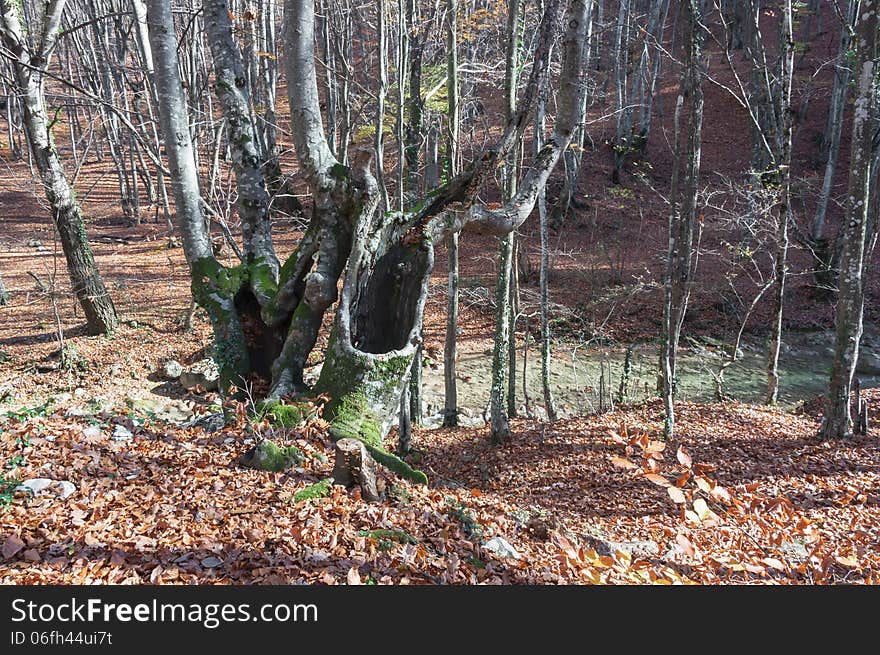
left=161, top=360, right=184, bottom=380
left=112, top=425, right=133, bottom=441
left=2, top=534, right=25, bottom=559
left=584, top=535, right=659, bottom=558
left=180, top=358, right=220, bottom=391
left=54, top=481, right=76, bottom=499
left=26, top=239, right=42, bottom=248
left=15, top=478, right=76, bottom=499
left=482, top=537, right=521, bottom=559
left=239, top=439, right=304, bottom=472
left=16, top=479, right=53, bottom=495
left=190, top=413, right=225, bottom=433
left=201, top=556, right=223, bottom=568
left=22, top=549, right=41, bottom=562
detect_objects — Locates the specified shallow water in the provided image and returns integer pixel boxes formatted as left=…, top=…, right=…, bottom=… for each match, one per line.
left=419, top=330, right=880, bottom=422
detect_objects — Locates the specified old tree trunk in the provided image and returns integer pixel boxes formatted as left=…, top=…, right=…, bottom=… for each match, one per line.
left=147, top=0, right=589, bottom=483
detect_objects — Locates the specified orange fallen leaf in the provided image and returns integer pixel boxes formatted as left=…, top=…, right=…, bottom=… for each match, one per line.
left=667, top=486, right=687, bottom=504
left=644, top=473, right=668, bottom=487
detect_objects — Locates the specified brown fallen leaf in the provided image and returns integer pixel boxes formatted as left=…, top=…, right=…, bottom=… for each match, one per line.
left=611, top=456, right=638, bottom=470
left=762, top=557, right=786, bottom=571
left=644, top=473, right=668, bottom=487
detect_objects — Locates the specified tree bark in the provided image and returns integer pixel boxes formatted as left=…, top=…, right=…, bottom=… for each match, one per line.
left=822, top=0, right=878, bottom=440
left=203, top=0, right=279, bottom=299
left=443, top=0, right=460, bottom=427
left=765, top=0, right=795, bottom=406
left=811, top=0, right=856, bottom=242
left=661, top=0, right=704, bottom=437
left=0, top=0, right=117, bottom=335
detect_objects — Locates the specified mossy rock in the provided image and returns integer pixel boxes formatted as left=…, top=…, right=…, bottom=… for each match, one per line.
left=239, top=439, right=304, bottom=472
left=358, top=529, right=417, bottom=544
left=258, top=400, right=318, bottom=428
left=293, top=478, right=333, bottom=503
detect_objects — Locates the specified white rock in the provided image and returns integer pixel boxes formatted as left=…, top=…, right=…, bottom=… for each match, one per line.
left=161, top=360, right=184, bottom=380
left=16, top=478, right=76, bottom=499
left=482, top=537, right=521, bottom=559
left=112, top=425, right=133, bottom=441
left=179, top=358, right=220, bottom=391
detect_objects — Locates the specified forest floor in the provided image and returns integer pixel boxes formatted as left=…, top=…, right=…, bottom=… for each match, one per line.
left=1, top=386, right=878, bottom=584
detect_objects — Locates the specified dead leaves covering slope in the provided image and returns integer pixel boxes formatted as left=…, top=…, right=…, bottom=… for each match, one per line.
left=1, top=398, right=878, bottom=584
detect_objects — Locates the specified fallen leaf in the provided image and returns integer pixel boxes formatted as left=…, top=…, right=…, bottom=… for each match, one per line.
left=644, top=473, right=668, bottom=487
left=762, top=558, right=786, bottom=571
left=611, top=457, right=638, bottom=470
left=676, top=446, right=692, bottom=469
left=676, top=534, right=696, bottom=558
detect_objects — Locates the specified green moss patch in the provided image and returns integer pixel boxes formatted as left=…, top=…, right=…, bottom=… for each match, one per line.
left=239, top=439, right=304, bottom=472
left=258, top=400, right=318, bottom=428
left=358, top=529, right=417, bottom=544
left=293, top=478, right=333, bottom=503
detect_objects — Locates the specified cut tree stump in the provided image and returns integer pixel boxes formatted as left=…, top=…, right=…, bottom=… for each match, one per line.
left=333, top=438, right=383, bottom=502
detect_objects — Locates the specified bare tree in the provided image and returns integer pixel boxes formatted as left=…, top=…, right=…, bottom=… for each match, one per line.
left=821, top=0, right=878, bottom=440
left=143, top=0, right=590, bottom=479
left=660, top=0, right=704, bottom=438
left=0, top=0, right=117, bottom=335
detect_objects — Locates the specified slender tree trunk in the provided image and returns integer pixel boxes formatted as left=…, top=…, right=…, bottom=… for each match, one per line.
left=491, top=233, right=513, bottom=443
left=812, top=0, right=855, bottom=242
left=203, top=0, right=279, bottom=298
left=443, top=0, right=460, bottom=428
left=661, top=0, right=703, bottom=438
left=375, top=0, right=390, bottom=209
left=491, top=0, right=523, bottom=443
left=765, top=0, right=794, bottom=406
left=822, top=0, right=878, bottom=439
left=536, top=69, right=557, bottom=421
left=0, top=0, right=117, bottom=335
